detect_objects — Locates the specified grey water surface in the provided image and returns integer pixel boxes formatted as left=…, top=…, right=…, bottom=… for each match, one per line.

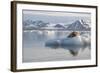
left=22, top=31, right=91, bottom=63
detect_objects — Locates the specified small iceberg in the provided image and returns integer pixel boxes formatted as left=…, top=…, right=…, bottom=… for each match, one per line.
left=60, top=36, right=84, bottom=46
left=45, top=32, right=90, bottom=56
left=45, top=32, right=90, bottom=47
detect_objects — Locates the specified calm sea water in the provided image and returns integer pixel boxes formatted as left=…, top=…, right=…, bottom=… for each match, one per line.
left=22, top=30, right=91, bottom=63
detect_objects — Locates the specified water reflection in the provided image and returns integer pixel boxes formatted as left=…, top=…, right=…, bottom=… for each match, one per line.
left=45, top=43, right=90, bottom=56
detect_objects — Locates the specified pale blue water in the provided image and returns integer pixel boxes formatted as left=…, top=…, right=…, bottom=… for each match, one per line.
left=22, top=30, right=91, bottom=63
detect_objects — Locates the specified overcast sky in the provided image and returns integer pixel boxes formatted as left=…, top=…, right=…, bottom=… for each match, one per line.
left=23, top=10, right=91, bottom=24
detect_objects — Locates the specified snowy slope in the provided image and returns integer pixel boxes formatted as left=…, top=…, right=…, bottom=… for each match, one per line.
left=67, top=19, right=90, bottom=31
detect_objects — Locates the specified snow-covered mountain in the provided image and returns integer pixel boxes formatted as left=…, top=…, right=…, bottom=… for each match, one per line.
left=54, top=24, right=65, bottom=28
left=23, top=20, right=66, bottom=30
left=23, top=24, right=39, bottom=30
left=23, top=20, right=49, bottom=30
left=41, top=23, right=66, bottom=29
left=23, top=19, right=90, bottom=31
left=67, top=19, right=90, bottom=31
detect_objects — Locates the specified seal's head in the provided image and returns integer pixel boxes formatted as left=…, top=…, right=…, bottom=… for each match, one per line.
left=67, top=32, right=80, bottom=38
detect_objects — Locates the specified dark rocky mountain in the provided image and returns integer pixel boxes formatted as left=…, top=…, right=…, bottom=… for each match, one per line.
left=67, top=19, right=90, bottom=31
